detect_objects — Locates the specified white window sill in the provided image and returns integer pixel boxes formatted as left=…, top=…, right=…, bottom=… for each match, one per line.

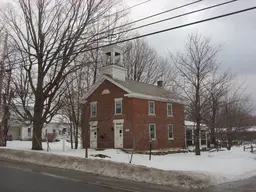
left=168, top=138, right=174, bottom=140
left=148, top=114, right=156, bottom=116
left=115, top=113, right=122, bottom=116
left=167, top=115, right=173, bottom=117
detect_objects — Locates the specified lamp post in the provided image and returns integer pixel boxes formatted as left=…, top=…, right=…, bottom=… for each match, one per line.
left=149, top=138, right=152, bottom=161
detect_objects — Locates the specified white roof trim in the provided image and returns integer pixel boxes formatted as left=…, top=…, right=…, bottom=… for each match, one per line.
left=81, top=76, right=105, bottom=104
left=81, top=75, right=184, bottom=105
left=104, top=75, right=132, bottom=94
left=80, top=75, right=132, bottom=103
left=124, top=93, right=184, bottom=104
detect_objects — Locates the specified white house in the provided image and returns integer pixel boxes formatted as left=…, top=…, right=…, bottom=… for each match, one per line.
left=21, top=114, right=71, bottom=141
left=4, top=104, right=33, bottom=140
left=185, top=121, right=208, bottom=148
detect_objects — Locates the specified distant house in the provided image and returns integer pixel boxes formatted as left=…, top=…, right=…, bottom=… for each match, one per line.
left=21, top=114, right=71, bottom=141
left=81, top=45, right=185, bottom=150
left=3, top=104, right=33, bottom=140
left=185, top=121, right=208, bottom=148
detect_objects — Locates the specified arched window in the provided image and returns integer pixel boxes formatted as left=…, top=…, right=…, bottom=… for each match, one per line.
left=102, top=89, right=110, bottom=95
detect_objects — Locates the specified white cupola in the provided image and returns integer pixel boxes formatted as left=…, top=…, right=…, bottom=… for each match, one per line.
left=99, top=45, right=127, bottom=81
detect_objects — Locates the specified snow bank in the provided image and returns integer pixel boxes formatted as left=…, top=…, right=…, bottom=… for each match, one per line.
left=5, top=140, right=256, bottom=186
left=0, top=148, right=216, bottom=189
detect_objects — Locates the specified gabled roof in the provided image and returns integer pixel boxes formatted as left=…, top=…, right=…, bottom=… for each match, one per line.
left=185, top=121, right=208, bottom=130
left=81, top=75, right=184, bottom=104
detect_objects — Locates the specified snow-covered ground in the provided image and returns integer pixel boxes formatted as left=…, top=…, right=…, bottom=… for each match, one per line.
left=6, top=140, right=256, bottom=184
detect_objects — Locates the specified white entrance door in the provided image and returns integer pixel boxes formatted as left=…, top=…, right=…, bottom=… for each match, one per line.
left=90, top=125, right=97, bottom=149
left=114, top=122, right=123, bottom=148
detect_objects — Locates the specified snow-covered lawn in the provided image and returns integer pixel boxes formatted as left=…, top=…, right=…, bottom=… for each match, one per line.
left=6, top=140, right=256, bottom=184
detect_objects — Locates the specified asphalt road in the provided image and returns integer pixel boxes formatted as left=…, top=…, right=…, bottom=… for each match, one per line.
left=0, top=159, right=181, bottom=192
left=1, top=159, right=256, bottom=192
left=197, top=176, right=256, bottom=192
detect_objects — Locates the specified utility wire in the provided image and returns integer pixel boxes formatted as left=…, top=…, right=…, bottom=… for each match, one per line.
left=54, top=0, right=240, bottom=55
left=97, top=5, right=256, bottom=50
left=91, top=0, right=203, bottom=38
left=113, top=0, right=239, bottom=36
left=37, top=0, right=203, bottom=53
left=113, top=0, right=203, bottom=30
left=112, top=0, right=152, bottom=16
left=2, top=0, right=202, bottom=69
left=4, top=4, right=256, bottom=71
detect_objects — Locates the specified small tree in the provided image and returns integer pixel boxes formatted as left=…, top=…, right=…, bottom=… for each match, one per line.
left=216, top=88, right=254, bottom=149
left=171, top=33, right=220, bottom=155
left=203, top=70, right=234, bottom=147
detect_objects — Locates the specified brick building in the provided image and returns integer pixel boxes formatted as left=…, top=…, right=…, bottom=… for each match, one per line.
left=81, top=46, right=185, bottom=150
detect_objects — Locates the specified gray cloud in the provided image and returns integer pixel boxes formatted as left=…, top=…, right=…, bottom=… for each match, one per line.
left=127, top=0, right=256, bottom=102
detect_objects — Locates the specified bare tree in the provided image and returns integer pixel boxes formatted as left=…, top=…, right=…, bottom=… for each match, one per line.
left=1, top=0, right=125, bottom=150
left=216, top=85, right=254, bottom=148
left=123, top=38, right=177, bottom=88
left=171, top=33, right=220, bottom=155
left=0, top=32, right=17, bottom=146
left=60, top=6, right=129, bottom=150
left=61, top=61, right=89, bottom=149
left=203, top=70, right=234, bottom=147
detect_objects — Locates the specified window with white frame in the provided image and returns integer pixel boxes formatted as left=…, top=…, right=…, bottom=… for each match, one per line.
left=115, top=98, right=122, bottom=115
left=90, top=102, right=97, bottom=117
left=168, top=124, right=174, bottom=139
left=148, top=101, right=155, bottom=115
left=149, top=124, right=156, bottom=140
left=167, top=103, right=173, bottom=116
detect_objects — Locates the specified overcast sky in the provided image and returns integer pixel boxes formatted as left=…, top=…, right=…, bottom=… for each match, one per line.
left=126, top=0, right=256, bottom=105
left=0, top=0, right=255, bottom=106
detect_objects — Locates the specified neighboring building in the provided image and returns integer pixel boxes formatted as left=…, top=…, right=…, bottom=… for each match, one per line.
left=21, top=114, right=71, bottom=141
left=81, top=45, right=185, bottom=150
left=185, top=121, right=208, bottom=148
left=2, top=104, right=33, bottom=140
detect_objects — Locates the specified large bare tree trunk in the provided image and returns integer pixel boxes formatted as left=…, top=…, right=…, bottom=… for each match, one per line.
left=32, top=95, right=44, bottom=150
left=32, top=120, right=43, bottom=150
left=194, top=127, right=200, bottom=155
left=70, top=124, right=73, bottom=149
left=75, top=123, right=79, bottom=149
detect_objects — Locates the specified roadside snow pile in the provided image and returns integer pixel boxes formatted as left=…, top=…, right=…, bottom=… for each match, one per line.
left=0, top=148, right=214, bottom=189
left=5, top=140, right=256, bottom=185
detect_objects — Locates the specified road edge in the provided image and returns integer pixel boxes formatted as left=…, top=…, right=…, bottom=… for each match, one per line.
left=0, top=148, right=219, bottom=189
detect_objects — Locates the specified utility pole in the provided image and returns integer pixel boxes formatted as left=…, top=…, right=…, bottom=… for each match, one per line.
left=0, top=33, right=8, bottom=146
left=0, top=33, right=8, bottom=108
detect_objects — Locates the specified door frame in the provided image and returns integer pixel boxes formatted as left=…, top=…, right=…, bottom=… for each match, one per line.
left=113, top=119, right=124, bottom=148
left=89, top=121, right=98, bottom=149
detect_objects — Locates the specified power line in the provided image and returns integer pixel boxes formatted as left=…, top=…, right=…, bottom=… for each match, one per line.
left=113, top=0, right=203, bottom=30
left=4, top=4, right=256, bottom=71
left=112, top=0, right=152, bottom=16
left=82, top=5, right=256, bottom=52
left=2, top=0, right=202, bottom=69
left=38, top=0, right=203, bottom=54
left=58, top=0, right=240, bottom=55
left=92, top=0, right=202, bottom=38
left=113, top=0, right=239, bottom=36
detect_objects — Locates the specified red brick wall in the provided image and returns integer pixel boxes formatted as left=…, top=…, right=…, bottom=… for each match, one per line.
left=81, top=79, right=185, bottom=150
left=131, top=98, right=185, bottom=150
left=82, top=80, right=133, bottom=149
